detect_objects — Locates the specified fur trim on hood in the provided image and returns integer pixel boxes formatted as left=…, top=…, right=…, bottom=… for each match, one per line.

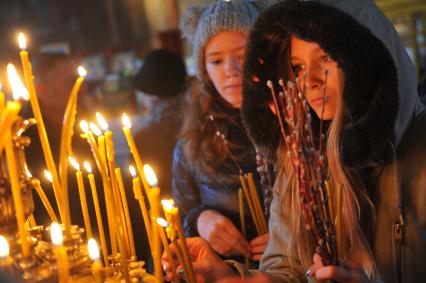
left=241, top=0, right=423, bottom=168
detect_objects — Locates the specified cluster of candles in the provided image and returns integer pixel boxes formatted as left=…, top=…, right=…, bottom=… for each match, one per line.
left=0, top=32, right=196, bottom=282
left=266, top=75, right=340, bottom=265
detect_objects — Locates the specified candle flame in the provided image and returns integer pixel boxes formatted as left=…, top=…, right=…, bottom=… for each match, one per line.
left=156, top=217, right=168, bottom=228
left=50, top=222, right=63, bottom=246
left=44, top=170, right=53, bottom=183
left=25, top=168, right=33, bottom=178
left=0, top=235, right=10, bottom=258
left=143, top=164, right=158, bottom=186
left=84, top=162, right=92, bottom=173
left=77, top=66, right=87, bottom=78
left=122, top=113, right=131, bottom=128
left=161, top=199, right=175, bottom=210
left=18, top=33, right=26, bottom=50
left=89, top=122, right=102, bottom=136
left=129, top=165, right=137, bottom=178
left=96, top=112, right=109, bottom=131
left=68, top=156, right=80, bottom=171
left=87, top=238, right=100, bottom=261
left=80, top=120, right=89, bottom=133
left=7, top=63, right=29, bottom=101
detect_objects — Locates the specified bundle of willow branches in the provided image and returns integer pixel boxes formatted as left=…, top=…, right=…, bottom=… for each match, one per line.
left=267, top=73, right=338, bottom=265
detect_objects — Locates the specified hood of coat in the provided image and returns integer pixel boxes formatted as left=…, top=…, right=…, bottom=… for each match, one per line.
left=241, top=0, right=423, bottom=168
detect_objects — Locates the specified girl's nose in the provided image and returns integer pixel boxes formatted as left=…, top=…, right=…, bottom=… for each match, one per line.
left=305, top=64, right=324, bottom=90
left=224, top=56, right=241, bottom=77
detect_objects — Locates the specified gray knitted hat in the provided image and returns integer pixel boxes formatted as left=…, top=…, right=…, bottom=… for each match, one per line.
left=180, top=0, right=270, bottom=81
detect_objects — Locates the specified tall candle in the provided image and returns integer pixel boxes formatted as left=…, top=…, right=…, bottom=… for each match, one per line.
left=59, top=66, right=87, bottom=231
left=84, top=162, right=109, bottom=267
left=50, top=222, right=70, bottom=283
left=115, top=167, right=136, bottom=258
left=0, top=235, right=14, bottom=276
left=33, top=180, right=58, bottom=222
left=69, top=157, right=92, bottom=239
left=5, top=130, right=30, bottom=258
left=121, top=113, right=151, bottom=201
left=130, top=166, right=152, bottom=250
left=240, top=175, right=261, bottom=235
left=238, top=189, right=250, bottom=268
left=88, top=238, right=104, bottom=283
left=18, top=33, right=65, bottom=227
left=156, top=218, right=178, bottom=281
left=143, top=164, right=163, bottom=281
left=247, top=173, right=267, bottom=234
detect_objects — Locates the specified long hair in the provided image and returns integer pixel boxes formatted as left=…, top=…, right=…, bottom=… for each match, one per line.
left=179, top=79, right=250, bottom=183
left=276, top=68, right=377, bottom=278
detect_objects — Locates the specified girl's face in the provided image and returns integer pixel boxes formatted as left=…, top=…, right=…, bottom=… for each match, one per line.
left=290, top=36, right=344, bottom=120
left=205, top=31, right=247, bottom=108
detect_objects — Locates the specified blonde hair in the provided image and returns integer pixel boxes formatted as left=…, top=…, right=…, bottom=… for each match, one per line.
left=276, top=81, right=377, bottom=278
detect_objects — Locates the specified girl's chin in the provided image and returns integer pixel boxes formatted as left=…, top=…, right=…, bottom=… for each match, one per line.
left=313, top=109, right=335, bottom=120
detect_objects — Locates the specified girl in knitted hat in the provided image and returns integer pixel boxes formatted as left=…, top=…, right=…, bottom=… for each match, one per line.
left=164, top=0, right=426, bottom=282
left=171, top=0, right=273, bottom=275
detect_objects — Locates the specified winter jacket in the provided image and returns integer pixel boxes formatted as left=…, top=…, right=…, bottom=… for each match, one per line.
left=172, top=109, right=266, bottom=242
left=240, top=0, right=426, bottom=282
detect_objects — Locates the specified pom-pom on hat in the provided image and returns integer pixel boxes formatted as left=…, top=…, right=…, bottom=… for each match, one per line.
left=179, top=0, right=270, bottom=81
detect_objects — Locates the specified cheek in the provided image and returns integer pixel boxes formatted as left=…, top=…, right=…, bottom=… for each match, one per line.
left=206, top=65, right=223, bottom=90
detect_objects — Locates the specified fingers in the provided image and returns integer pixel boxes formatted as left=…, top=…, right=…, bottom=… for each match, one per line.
left=314, top=265, right=354, bottom=282
left=249, top=233, right=270, bottom=261
left=218, top=224, right=250, bottom=257
left=307, top=253, right=324, bottom=277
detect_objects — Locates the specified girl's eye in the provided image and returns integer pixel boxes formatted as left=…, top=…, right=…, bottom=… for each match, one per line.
left=320, top=55, right=330, bottom=63
left=210, top=59, right=222, bottom=65
left=292, top=64, right=305, bottom=76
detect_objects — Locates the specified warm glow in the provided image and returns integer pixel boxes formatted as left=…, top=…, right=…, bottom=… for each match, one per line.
left=87, top=238, right=100, bottom=261
left=143, top=164, right=158, bottom=186
left=129, top=165, right=137, bottom=178
left=25, top=168, right=33, bottom=178
left=80, top=120, right=89, bottom=133
left=44, top=170, right=53, bottom=183
left=7, top=63, right=29, bottom=100
left=77, top=66, right=87, bottom=78
left=50, top=222, right=63, bottom=246
left=95, top=112, right=109, bottom=131
left=122, top=113, right=131, bottom=128
left=156, top=218, right=168, bottom=228
left=18, top=33, right=26, bottom=50
left=68, top=156, right=80, bottom=171
left=161, top=199, right=175, bottom=211
left=89, top=122, right=102, bottom=136
left=84, top=162, right=92, bottom=173
left=0, top=236, right=10, bottom=258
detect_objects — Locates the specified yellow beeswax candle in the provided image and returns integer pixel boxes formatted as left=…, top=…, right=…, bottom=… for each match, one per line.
left=115, top=167, right=136, bottom=258
left=144, top=164, right=163, bottom=281
left=5, top=130, right=30, bottom=258
left=59, top=66, right=87, bottom=229
left=88, top=238, right=104, bottom=283
left=50, top=222, right=70, bottom=283
left=122, top=113, right=151, bottom=201
left=156, top=218, right=178, bottom=281
left=18, top=34, right=65, bottom=227
left=69, top=157, right=92, bottom=239
left=247, top=173, right=267, bottom=234
left=130, top=166, right=152, bottom=249
left=33, top=180, right=58, bottom=222
left=84, top=162, right=109, bottom=267
left=239, top=189, right=250, bottom=268
left=240, top=175, right=261, bottom=235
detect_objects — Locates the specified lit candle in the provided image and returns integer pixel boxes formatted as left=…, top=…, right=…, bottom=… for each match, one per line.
left=130, top=166, right=152, bottom=250
left=156, top=218, right=178, bottom=281
left=84, top=162, right=109, bottom=267
left=143, top=164, right=163, bottom=281
left=18, top=33, right=65, bottom=227
left=164, top=225, right=190, bottom=283
left=5, top=129, right=30, bottom=258
left=33, top=180, right=58, bottom=222
left=50, top=222, right=70, bottom=283
left=59, top=66, right=87, bottom=229
left=0, top=235, right=13, bottom=269
left=115, top=167, right=136, bottom=258
left=121, top=113, right=151, bottom=201
left=238, top=189, right=250, bottom=268
left=0, top=83, right=5, bottom=113
left=336, top=184, right=343, bottom=257
left=87, top=238, right=104, bottom=283
left=97, top=113, right=129, bottom=257
left=69, top=156, right=92, bottom=239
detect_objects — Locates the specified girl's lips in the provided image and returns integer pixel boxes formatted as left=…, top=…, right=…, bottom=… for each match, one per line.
left=310, top=95, right=329, bottom=107
left=225, top=84, right=242, bottom=89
